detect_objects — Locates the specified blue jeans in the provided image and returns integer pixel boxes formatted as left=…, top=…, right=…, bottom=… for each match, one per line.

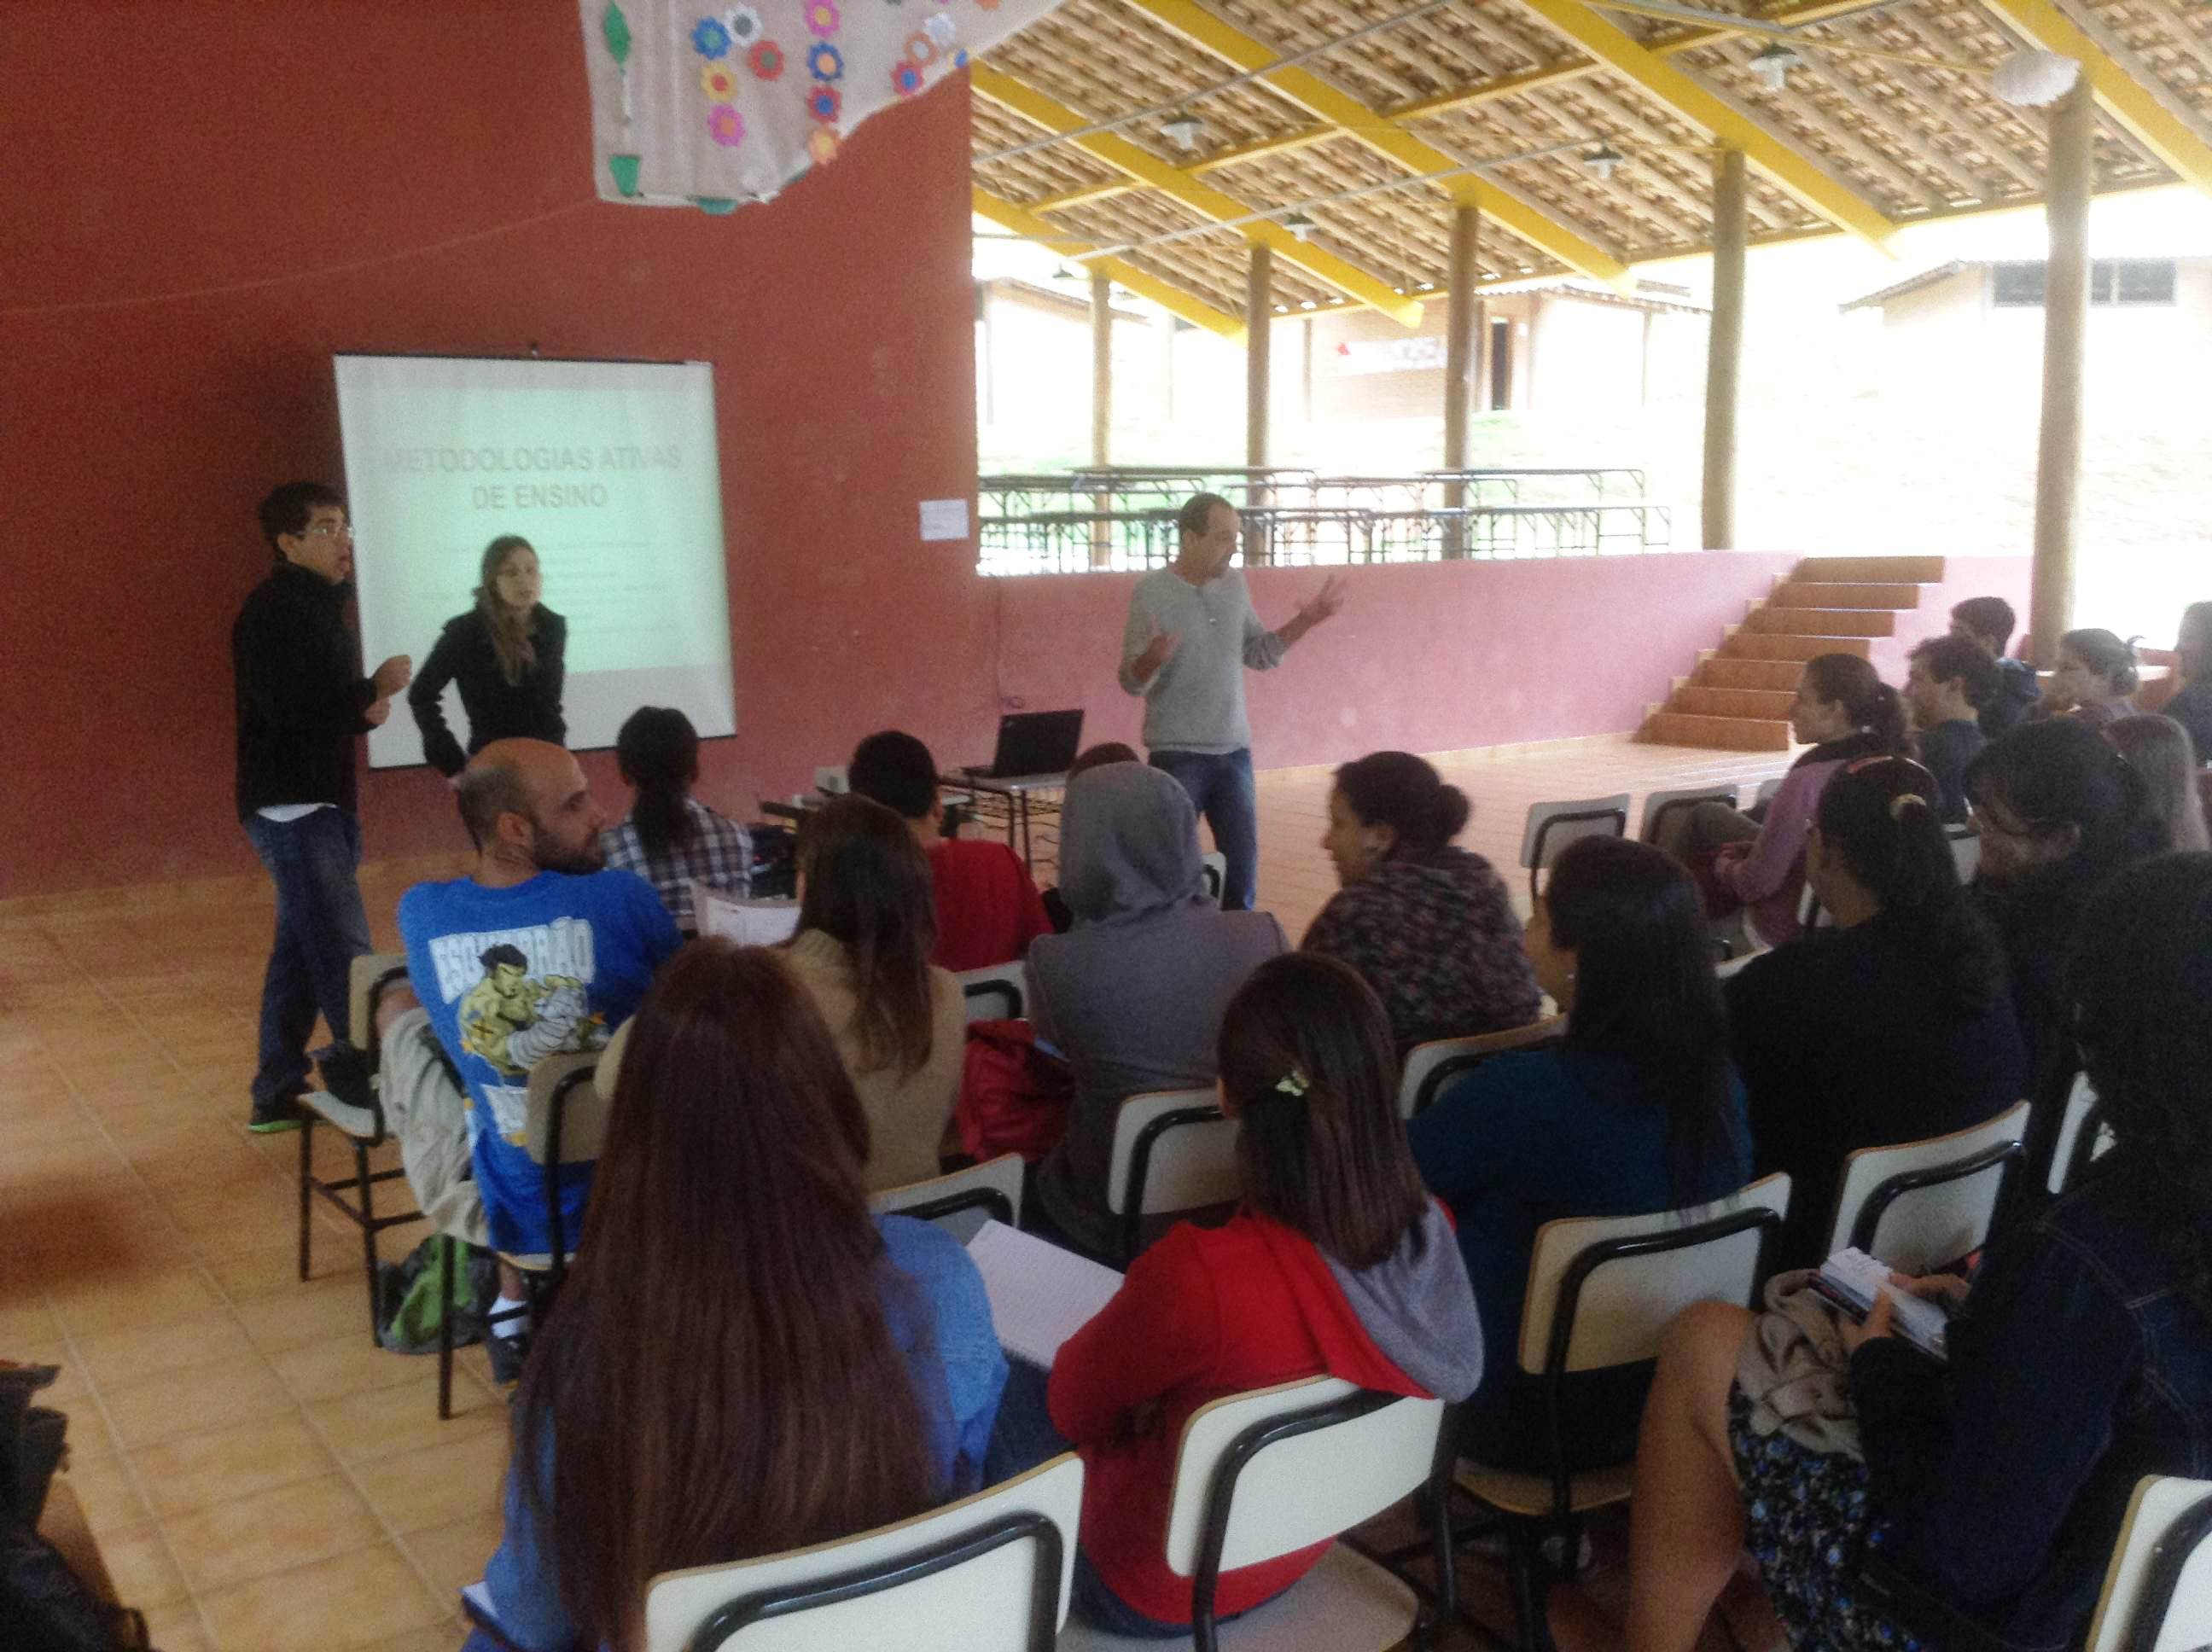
left=242, top=808, right=371, bottom=1110
left=1149, top=747, right=1258, bottom=910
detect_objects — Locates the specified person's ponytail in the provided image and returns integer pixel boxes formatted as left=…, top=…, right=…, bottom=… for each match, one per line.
left=1864, top=682, right=1910, bottom=755
left=1805, top=654, right=1910, bottom=755
left=616, top=707, right=700, bottom=862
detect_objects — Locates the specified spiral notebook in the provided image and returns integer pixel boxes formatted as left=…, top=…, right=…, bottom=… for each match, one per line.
left=965, top=1219, right=1123, bottom=1367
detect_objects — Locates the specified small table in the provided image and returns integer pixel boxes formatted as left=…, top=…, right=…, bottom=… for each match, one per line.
left=940, top=771, right=1070, bottom=875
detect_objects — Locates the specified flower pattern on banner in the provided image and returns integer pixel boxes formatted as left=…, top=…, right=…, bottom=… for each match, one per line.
left=924, top=11, right=957, bottom=45
left=723, top=3, right=765, bottom=44
left=806, top=40, right=845, bottom=80
left=807, top=126, right=841, bottom=165
left=707, top=102, right=746, bottom=146
left=701, top=60, right=739, bottom=97
left=690, top=15, right=731, bottom=55
left=902, top=31, right=937, bottom=65
left=891, top=60, right=924, bottom=94
left=806, top=82, right=842, bottom=121
left=748, top=38, right=784, bottom=78
left=805, top=0, right=841, bottom=35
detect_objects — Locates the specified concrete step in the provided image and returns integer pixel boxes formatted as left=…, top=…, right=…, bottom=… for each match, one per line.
left=1697, top=657, right=1804, bottom=690
left=1643, top=711, right=1794, bottom=752
left=1773, top=581, right=1928, bottom=610
left=1745, top=606, right=1899, bottom=638
left=1674, top=686, right=1796, bottom=718
left=1794, top=555, right=1947, bottom=583
left=1722, top=632, right=1873, bottom=662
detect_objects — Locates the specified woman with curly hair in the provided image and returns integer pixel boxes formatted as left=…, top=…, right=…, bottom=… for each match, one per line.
left=1605, top=852, right=2212, bottom=1652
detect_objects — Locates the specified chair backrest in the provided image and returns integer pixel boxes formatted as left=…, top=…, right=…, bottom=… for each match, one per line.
left=641, top=1452, right=1085, bottom=1652
left=1519, top=794, right=1633, bottom=874
left=1825, top=1100, right=2032, bottom=1271
left=524, top=1050, right=612, bottom=1167
left=1519, top=1173, right=1792, bottom=1377
left=871, top=1154, right=1025, bottom=1241
left=1107, top=1088, right=1239, bottom=1263
left=347, top=952, right=410, bottom=1063
left=1160, top=1376, right=1447, bottom=1579
left=1752, top=775, right=1785, bottom=807
left=1199, top=851, right=1227, bottom=906
left=1397, top=1018, right=1566, bottom=1119
left=694, top=886, right=804, bottom=947
left=1946, top=823, right=1982, bottom=883
left=1714, top=951, right=1758, bottom=980
left=2047, top=1071, right=2116, bottom=1197
left=1639, top=785, right=1739, bottom=845
left=2083, top=1476, right=2212, bottom=1652
left=956, top=962, right=1028, bottom=1023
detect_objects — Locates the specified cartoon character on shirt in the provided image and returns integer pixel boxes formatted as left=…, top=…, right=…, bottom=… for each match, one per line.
left=457, top=942, right=602, bottom=1073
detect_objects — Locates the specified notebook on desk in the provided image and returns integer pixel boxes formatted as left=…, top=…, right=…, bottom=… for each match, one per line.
left=692, top=886, right=802, bottom=947
left=965, top=1219, right=1122, bottom=1367
left=961, top=709, right=1085, bottom=781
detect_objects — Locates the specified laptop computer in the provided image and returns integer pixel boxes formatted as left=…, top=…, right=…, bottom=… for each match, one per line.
left=965, top=709, right=1085, bottom=779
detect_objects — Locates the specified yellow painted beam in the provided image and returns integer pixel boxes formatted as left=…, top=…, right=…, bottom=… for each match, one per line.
left=972, top=64, right=1425, bottom=326
left=1119, top=0, right=1633, bottom=290
left=1974, top=0, right=2212, bottom=195
left=971, top=188, right=1249, bottom=342
left=1511, top=0, right=1900, bottom=247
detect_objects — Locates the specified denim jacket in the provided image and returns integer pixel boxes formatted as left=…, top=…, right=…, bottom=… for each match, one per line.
left=1849, top=1163, right=2212, bottom=1652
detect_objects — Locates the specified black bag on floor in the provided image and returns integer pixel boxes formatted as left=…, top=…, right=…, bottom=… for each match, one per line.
left=0, top=1364, right=152, bottom=1651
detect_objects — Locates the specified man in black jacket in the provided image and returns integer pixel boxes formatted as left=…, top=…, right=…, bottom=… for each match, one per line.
left=232, top=482, right=411, bottom=1131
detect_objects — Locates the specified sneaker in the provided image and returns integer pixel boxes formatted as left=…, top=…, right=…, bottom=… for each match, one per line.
left=247, top=1095, right=306, bottom=1134
left=485, top=1327, right=530, bottom=1386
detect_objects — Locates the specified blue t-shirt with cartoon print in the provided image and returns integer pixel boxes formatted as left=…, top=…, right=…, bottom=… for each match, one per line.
left=399, top=868, right=681, bottom=1255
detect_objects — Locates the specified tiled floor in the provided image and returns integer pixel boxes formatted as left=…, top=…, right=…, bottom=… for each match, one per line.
left=0, top=737, right=1788, bottom=1650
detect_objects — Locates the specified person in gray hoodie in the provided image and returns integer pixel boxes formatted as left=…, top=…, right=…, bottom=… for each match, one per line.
left=1028, top=762, right=1287, bottom=1258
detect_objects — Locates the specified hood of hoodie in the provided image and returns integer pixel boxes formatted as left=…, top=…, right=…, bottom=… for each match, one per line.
left=1245, top=1203, right=1485, bottom=1404
left=1994, top=656, right=2042, bottom=705
left=1058, top=762, right=1209, bottom=928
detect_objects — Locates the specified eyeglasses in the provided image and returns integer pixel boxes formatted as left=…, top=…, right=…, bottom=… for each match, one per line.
left=302, top=521, right=353, bottom=539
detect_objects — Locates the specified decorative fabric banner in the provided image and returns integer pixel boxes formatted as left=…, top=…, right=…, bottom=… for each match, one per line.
left=580, top=0, right=1062, bottom=212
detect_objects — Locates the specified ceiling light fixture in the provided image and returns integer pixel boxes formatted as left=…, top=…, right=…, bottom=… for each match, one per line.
left=1160, top=113, right=1204, bottom=153
left=1749, top=43, right=1802, bottom=91
left=1990, top=48, right=2081, bottom=106
left=1583, top=143, right=1626, bottom=182
left=1282, top=210, right=1319, bottom=242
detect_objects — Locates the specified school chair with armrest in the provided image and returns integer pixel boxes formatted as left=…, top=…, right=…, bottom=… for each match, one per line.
left=298, top=952, right=422, bottom=1343
left=436, top=1044, right=611, bottom=1418
left=1058, top=1376, right=1457, bottom=1652
left=1518, top=795, right=1631, bottom=908
left=460, top=1454, right=1085, bottom=1652
left=1824, top=1101, right=2030, bottom=1273
left=2082, top=1477, right=2212, bottom=1652
left=2047, top=1073, right=2116, bottom=1198
left=1752, top=775, right=1785, bottom=808
left=1455, top=1173, right=1792, bottom=1652
left=1107, top=1088, right=1240, bottom=1267
left=872, top=1154, right=1026, bottom=1243
left=1638, top=785, right=1740, bottom=846
left=1946, top=823, right=1981, bottom=882
left=959, top=962, right=1029, bottom=1023
left=1398, top=1018, right=1565, bottom=1120
left=1200, top=852, right=1227, bottom=907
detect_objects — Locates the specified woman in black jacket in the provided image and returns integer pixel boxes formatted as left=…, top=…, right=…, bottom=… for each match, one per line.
left=409, top=535, right=567, bottom=777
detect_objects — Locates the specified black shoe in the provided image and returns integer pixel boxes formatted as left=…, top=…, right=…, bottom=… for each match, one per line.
left=247, top=1095, right=306, bottom=1135
left=486, top=1327, right=530, bottom=1386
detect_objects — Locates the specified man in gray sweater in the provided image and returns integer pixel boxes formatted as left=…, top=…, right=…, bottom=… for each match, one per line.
left=1119, top=492, right=1345, bottom=909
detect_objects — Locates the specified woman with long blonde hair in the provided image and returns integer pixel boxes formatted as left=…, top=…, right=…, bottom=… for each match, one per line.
left=410, top=534, right=568, bottom=777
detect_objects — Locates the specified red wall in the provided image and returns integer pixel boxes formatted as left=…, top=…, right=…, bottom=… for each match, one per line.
left=0, top=6, right=1958, bottom=902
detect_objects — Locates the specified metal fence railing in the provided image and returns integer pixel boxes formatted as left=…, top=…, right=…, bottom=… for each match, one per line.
left=975, top=466, right=1669, bottom=577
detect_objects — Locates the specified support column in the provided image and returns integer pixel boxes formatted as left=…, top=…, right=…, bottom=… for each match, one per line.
left=1090, top=269, right=1113, bottom=568
left=1443, top=202, right=1481, bottom=556
left=1244, top=238, right=1273, bottom=562
left=2031, top=79, right=2094, bottom=668
left=1702, top=148, right=1747, bottom=551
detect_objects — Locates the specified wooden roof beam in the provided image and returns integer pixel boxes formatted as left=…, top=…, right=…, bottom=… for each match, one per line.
left=1114, top=0, right=1633, bottom=290
left=971, top=188, right=1250, bottom=342
left=971, top=64, right=1425, bottom=325
left=1509, top=0, right=1901, bottom=247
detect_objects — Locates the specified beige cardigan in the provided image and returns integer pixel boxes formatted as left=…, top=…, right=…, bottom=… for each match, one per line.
left=782, top=928, right=963, bottom=1190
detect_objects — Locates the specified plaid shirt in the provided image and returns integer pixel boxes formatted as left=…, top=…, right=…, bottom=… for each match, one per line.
left=599, top=797, right=751, bottom=930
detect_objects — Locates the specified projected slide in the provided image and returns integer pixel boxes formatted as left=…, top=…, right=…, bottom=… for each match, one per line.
left=335, top=354, right=736, bottom=770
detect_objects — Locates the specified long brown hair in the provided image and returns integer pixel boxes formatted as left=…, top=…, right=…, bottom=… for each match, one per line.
left=794, top=794, right=938, bottom=1077
left=474, top=534, right=539, bottom=686
left=1219, top=954, right=1429, bottom=1270
left=515, top=942, right=935, bottom=1648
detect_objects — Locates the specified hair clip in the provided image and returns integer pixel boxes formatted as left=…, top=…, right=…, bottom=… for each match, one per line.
left=1889, top=793, right=1930, bottom=820
left=1275, top=1067, right=1311, bottom=1098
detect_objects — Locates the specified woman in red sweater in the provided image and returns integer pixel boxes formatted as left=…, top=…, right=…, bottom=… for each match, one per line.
left=1046, top=954, right=1485, bottom=1635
